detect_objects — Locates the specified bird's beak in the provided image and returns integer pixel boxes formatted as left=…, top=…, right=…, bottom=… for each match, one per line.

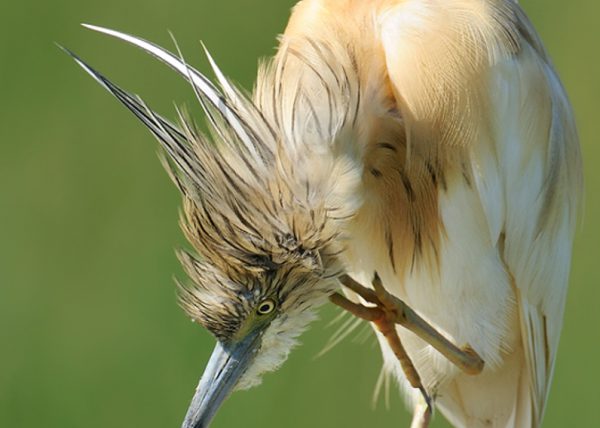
left=181, top=331, right=262, bottom=428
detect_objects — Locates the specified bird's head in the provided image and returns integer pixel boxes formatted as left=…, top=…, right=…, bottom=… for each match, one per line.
left=174, top=160, right=350, bottom=427
left=176, top=215, right=341, bottom=427
left=64, top=25, right=362, bottom=428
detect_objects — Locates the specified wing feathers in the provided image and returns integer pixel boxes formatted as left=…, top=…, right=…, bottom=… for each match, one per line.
left=378, top=2, right=580, bottom=426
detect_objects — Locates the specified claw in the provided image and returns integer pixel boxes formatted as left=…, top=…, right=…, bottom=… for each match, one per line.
left=332, top=272, right=432, bottom=420
left=334, top=272, right=485, bottom=376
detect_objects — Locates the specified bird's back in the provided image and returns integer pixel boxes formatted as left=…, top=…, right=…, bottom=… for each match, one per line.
left=272, top=1, right=582, bottom=426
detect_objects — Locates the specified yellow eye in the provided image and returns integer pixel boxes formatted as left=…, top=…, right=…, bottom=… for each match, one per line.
left=257, top=299, right=276, bottom=315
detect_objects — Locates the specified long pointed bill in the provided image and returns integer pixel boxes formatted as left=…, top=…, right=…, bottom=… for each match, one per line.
left=182, top=331, right=262, bottom=428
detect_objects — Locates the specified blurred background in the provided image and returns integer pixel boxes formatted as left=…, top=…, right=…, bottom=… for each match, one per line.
left=0, top=1, right=597, bottom=427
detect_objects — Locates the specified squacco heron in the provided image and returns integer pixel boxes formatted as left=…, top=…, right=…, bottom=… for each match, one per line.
left=64, top=0, right=582, bottom=426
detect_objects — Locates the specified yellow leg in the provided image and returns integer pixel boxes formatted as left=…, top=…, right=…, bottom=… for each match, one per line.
left=336, top=273, right=484, bottom=375
left=330, top=290, right=432, bottom=417
left=330, top=272, right=486, bottom=424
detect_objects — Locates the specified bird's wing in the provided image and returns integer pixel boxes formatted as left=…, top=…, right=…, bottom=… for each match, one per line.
left=378, top=2, right=582, bottom=425
left=487, top=11, right=582, bottom=422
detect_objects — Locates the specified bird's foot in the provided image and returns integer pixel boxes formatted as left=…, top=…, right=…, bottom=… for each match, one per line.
left=332, top=273, right=485, bottom=376
left=330, top=273, right=432, bottom=414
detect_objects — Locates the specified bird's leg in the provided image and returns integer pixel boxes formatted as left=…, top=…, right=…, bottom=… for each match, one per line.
left=411, top=393, right=432, bottom=428
left=335, top=274, right=485, bottom=376
left=330, top=282, right=433, bottom=423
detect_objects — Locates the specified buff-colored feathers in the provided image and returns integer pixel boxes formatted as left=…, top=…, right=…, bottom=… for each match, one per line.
left=68, top=1, right=581, bottom=426
left=67, top=25, right=363, bottom=342
left=283, top=1, right=580, bottom=426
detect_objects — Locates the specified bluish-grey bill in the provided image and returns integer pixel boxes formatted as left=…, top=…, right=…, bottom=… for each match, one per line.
left=182, top=332, right=262, bottom=428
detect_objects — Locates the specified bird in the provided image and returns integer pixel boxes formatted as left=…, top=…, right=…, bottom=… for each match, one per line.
left=64, top=0, right=582, bottom=427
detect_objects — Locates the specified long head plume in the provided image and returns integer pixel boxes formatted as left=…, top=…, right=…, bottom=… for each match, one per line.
left=63, top=25, right=363, bottom=426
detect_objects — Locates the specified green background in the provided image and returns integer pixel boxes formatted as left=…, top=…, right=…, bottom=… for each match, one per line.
left=1, top=1, right=597, bottom=427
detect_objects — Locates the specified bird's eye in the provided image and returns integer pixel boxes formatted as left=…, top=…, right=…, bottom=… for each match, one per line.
left=257, top=299, right=276, bottom=315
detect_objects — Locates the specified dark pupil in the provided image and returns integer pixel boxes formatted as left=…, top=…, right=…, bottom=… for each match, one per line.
left=259, top=303, right=271, bottom=313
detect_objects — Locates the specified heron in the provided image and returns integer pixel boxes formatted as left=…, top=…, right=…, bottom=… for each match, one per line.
left=64, top=0, right=582, bottom=426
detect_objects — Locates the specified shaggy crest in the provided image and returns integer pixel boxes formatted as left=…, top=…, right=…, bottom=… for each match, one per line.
left=63, top=25, right=363, bottom=341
